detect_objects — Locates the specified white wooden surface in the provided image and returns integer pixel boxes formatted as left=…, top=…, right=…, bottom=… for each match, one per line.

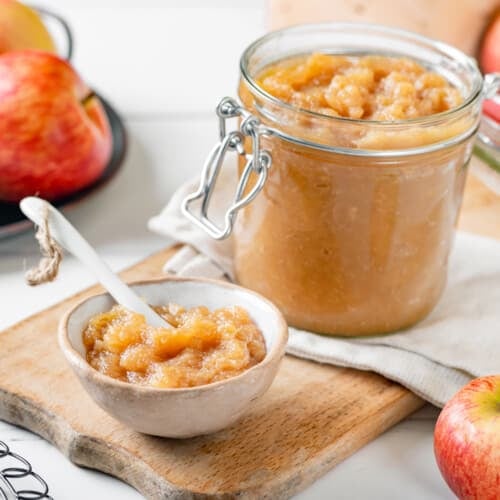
left=0, top=1, right=454, bottom=498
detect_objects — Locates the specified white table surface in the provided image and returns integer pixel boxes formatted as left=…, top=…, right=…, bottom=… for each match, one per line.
left=0, top=1, right=455, bottom=498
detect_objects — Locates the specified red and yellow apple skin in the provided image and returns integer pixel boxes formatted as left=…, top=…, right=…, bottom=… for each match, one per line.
left=0, top=50, right=112, bottom=202
left=434, top=376, right=500, bottom=500
left=484, top=100, right=500, bottom=123
left=0, top=0, right=56, bottom=54
left=480, top=11, right=500, bottom=74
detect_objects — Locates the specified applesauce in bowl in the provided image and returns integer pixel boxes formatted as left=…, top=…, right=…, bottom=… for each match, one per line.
left=183, top=24, right=499, bottom=336
left=83, top=302, right=266, bottom=389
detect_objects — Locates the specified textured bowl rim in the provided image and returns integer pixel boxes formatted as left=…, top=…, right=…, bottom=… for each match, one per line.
left=58, top=275, right=289, bottom=396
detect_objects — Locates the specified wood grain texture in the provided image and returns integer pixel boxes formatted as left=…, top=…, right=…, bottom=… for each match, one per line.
left=0, top=172, right=495, bottom=499
left=459, top=166, right=500, bottom=239
left=267, top=0, right=498, bottom=55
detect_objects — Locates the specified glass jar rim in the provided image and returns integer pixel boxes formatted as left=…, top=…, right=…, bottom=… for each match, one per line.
left=240, top=22, right=483, bottom=127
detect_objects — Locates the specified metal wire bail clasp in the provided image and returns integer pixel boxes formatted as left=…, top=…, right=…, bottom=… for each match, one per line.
left=181, top=97, right=272, bottom=239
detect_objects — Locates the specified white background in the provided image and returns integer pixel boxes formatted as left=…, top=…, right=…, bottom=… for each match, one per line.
left=0, top=1, right=454, bottom=498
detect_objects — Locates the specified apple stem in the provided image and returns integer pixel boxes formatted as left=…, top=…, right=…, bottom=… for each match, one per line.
left=81, top=91, right=96, bottom=107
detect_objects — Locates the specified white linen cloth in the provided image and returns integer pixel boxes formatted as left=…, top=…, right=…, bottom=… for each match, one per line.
left=149, top=167, right=500, bottom=407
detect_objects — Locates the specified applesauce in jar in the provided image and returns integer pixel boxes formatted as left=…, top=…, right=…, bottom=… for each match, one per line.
left=183, top=24, right=495, bottom=336
left=256, top=53, right=463, bottom=121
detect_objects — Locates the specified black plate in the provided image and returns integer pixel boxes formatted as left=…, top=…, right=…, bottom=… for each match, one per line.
left=0, top=94, right=126, bottom=239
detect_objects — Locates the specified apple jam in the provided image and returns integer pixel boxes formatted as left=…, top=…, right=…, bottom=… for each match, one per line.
left=232, top=47, right=478, bottom=336
left=83, top=304, right=266, bottom=388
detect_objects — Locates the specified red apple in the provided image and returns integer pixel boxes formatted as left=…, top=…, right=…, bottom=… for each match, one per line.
left=434, top=376, right=500, bottom=500
left=478, top=11, right=500, bottom=126
left=480, top=10, right=500, bottom=74
left=483, top=99, right=500, bottom=123
left=0, top=50, right=112, bottom=202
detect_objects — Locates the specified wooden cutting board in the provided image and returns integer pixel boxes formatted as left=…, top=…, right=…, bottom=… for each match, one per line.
left=0, top=169, right=497, bottom=499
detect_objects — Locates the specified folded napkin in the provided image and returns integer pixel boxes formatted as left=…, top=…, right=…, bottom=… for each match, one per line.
left=149, top=166, right=500, bottom=407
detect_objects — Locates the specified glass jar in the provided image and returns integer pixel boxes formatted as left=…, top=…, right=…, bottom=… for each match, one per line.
left=183, top=23, right=500, bottom=336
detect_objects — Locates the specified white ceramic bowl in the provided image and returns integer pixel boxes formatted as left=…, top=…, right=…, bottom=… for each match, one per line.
left=58, top=277, right=288, bottom=438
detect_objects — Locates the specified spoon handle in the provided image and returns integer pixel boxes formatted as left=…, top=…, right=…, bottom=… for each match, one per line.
left=20, top=197, right=169, bottom=328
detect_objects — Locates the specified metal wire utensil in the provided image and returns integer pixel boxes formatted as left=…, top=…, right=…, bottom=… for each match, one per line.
left=0, top=440, right=52, bottom=500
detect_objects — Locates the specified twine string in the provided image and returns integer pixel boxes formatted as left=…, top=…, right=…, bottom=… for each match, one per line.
left=25, top=207, right=63, bottom=286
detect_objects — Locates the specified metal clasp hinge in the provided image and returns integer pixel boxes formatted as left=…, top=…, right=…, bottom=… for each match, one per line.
left=181, top=97, right=272, bottom=240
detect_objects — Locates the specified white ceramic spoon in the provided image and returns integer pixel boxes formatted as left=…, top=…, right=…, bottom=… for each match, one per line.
left=20, top=196, right=170, bottom=329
